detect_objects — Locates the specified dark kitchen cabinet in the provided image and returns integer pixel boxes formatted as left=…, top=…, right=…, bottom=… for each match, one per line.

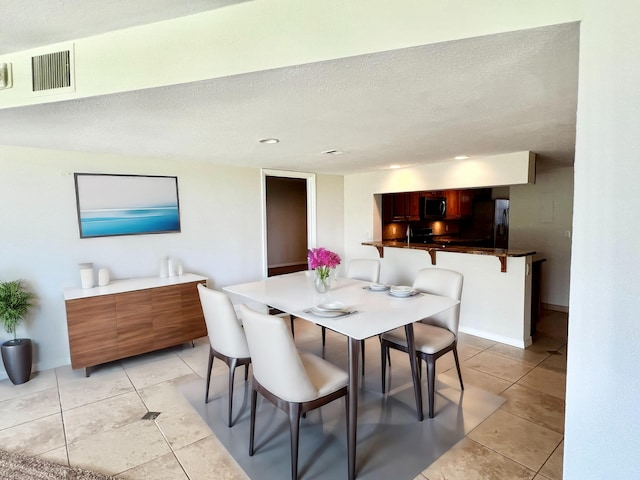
left=459, top=190, right=474, bottom=217
left=444, top=190, right=461, bottom=218
left=444, top=189, right=487, bottom=219
left=384, top=192, right=421, bottom=221
left=444, top=190, right=473, bottom=218
left=382, top=194, right=394, bottom=223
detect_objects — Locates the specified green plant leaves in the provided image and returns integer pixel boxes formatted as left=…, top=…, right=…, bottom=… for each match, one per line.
left=0, top=280, right=35, bottom=339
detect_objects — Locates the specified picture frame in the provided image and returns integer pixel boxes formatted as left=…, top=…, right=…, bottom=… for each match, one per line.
left=74, top=173, right=181, bottom=238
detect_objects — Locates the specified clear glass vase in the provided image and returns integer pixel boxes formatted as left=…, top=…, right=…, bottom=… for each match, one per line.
left=314, top=271, right=332, bottom=293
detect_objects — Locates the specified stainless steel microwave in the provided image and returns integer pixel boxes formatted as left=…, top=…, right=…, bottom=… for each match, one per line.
left=421, top=196, right=446, bottom=219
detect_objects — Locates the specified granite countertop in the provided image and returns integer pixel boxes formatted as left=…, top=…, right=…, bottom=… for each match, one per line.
left=362, top=241, right=536, bottom=273
left=364, top=241, right=535, bottom=257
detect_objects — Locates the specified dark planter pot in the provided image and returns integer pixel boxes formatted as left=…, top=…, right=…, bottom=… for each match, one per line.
left=1, top=338, right=32, bottom=385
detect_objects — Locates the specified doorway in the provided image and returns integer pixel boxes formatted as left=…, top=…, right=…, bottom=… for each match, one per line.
left=262, top=170, right=316, bottom=277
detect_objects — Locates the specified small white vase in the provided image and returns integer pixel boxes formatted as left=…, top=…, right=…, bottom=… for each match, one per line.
left=98, top=268, right=110, bottom=287
left=159, top=256, right=169, bottom=278
left=79, top=263, right=94, bottom=289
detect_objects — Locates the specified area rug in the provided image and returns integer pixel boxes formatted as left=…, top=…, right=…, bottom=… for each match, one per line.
left=0, top=450, right=114, bottom=480
left=181, top=342, right=505, bottom=480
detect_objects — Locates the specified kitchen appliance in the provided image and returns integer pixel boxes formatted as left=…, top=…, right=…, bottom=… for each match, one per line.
left=421, top=196, right=446, bottom=219
left=469, top=199, right=510, bottom=248
left=410, top=226, right=434, bottom=244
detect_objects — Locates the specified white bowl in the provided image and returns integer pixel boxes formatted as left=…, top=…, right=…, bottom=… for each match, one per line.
left=390, top=285, right=412, bottom=293
left=316, top=302, right=346, bottom=311
left=389, top=286, right=414, bottom=297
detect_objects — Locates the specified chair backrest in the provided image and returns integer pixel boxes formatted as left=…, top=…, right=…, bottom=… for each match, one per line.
left=346, top=258, right=381, bottom=283
left=237, top=304, right=317, bottom=402
left=197, top=284, right=250, bottom=358
left=412, top=268, right=464, bottom=335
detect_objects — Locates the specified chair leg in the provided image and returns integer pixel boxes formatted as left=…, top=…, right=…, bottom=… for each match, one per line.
left=244, top=363, right=250, bottom=381
left=249, top=387, right=257, bottom=456
left=322, top=326, right=326, bottom=347
left=426, top=356, right=436, bottom=419
left=289, top=403, right=301, bottom=480
left=205, top=348, right=214, bottom=404
left=380, top=340, right=388, bottom=394
left=360, top=339, right=365, bottom=376
left=290, top=316, right=295, bottom=338
left=417, top=356, right=422, bottom=380
left=452, top=347, right=464, bottom=390
left=377, top=335, right=391, bottom=366
left=228, top=357, right=238, bottom=427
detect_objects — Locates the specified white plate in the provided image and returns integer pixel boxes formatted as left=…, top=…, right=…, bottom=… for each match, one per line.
left=309, top=307, right=351, bottom=317
left=368, top=283, right=389, bottom=291
left=316, top=302, right=346, bottom=311
left=389, top=289, right=418, bottom=298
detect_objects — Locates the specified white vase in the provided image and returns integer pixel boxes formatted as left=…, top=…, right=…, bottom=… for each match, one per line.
left=98, top=268, right=110, bottom=286
left=79, top=263, right=94, bottom=289
left=159, top=256, right=169, bottom=278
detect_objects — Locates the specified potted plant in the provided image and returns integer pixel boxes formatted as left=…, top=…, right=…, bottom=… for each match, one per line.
left=0, top=279, right=35, bottom=385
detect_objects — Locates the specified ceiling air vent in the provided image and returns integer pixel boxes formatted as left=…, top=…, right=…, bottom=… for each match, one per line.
left=30, top=46, right=74, bottom=95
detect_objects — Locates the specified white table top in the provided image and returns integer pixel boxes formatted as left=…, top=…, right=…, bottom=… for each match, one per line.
left=63, top=273, right=207, bottom=300
left=224, top=271, right=458, bottom=341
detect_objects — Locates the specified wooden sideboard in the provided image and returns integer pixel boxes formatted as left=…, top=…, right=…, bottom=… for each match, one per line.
left=63, top=274, right=207, bottom=375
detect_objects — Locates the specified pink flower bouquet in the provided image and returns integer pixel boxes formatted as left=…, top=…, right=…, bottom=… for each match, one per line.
left=307, top=247, right=341, bottom=281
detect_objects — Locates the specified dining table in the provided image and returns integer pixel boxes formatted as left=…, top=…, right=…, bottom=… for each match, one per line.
left=224, top=270, right=459, bottom=480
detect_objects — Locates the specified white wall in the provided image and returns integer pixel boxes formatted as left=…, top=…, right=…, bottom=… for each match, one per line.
left=510, top=166, right=574, bottom=307
left=0, top=145, right=343, bottom=378
left=564, top=0, right=640, bottom=477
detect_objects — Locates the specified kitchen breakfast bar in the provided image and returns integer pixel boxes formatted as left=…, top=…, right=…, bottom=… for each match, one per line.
left=362, top=241, right=537, bottom=348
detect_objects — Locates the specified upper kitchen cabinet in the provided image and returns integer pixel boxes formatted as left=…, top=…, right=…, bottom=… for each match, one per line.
left=383, top=191, right=421, bottom=222
left=444, top=190, right=470, bottom=218
left=444, top=189, right=491, bottom=219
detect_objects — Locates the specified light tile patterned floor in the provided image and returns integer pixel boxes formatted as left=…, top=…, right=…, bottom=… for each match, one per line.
left=0, top=310, right=567, bottom=479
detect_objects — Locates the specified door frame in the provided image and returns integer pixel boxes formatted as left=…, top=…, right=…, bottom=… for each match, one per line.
left=261, top=169, right=317, bottom=278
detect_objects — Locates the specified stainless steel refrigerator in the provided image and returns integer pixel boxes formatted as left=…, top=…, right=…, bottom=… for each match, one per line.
left=470, top=199, right=510, bottom=248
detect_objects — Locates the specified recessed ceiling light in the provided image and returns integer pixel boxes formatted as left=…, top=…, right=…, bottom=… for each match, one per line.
left=389, top=164, right=401, bottom=169
left=259, top=138, right=279, bottom=144
left=321, top=149, right=344, bottom=155
left=454, top=155, right=469, bottom=160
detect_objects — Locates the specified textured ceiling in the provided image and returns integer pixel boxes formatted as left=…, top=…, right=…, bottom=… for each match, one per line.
left=0, top=4, right=579, bottom=175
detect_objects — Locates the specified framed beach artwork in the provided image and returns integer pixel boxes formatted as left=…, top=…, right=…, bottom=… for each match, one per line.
left=74, top=173, right=181, bottom=238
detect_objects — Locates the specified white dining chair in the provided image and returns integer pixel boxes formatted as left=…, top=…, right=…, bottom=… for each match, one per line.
left=237, top=304, right=349, bottom=480
left=197, top=284, right=251, bottom=427
left=380, top=268, right=464, bottom=418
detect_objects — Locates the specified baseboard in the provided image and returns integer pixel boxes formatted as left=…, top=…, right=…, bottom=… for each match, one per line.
left=543, top=303, right=569, bottom=313
left=0, top=356, right=70, bottom=382
left=458, top=326, right=532, bottom=349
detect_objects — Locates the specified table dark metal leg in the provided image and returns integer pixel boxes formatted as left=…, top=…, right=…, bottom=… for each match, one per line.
left=404, top=324, right=424, bottom=421
left=347, top=337, right=359, bottom=480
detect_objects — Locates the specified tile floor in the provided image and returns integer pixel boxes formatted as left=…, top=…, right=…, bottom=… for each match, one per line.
left=0, top=309, right=567, bottom=480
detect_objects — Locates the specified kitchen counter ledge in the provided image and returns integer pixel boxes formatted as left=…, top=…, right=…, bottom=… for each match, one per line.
left=362, top=241, right=536, bottom=273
